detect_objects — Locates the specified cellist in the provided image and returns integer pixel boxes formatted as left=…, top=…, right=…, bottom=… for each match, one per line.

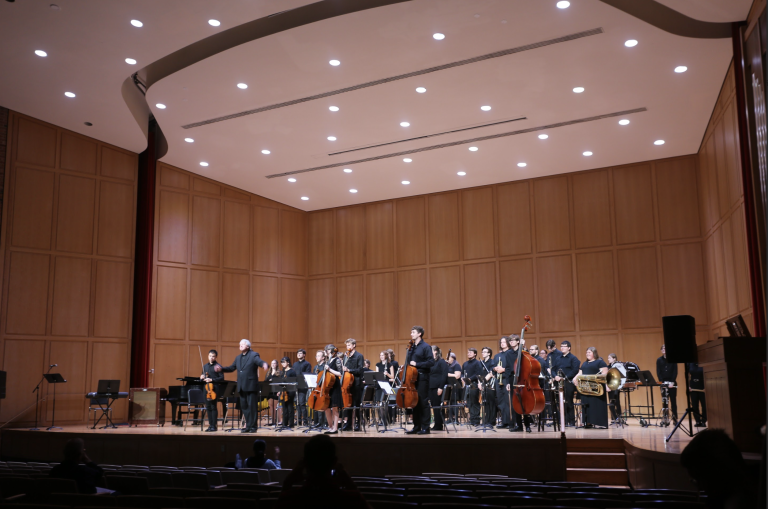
left=341, top=339, right=365, bottom=432
left=405, top=326, right=435, bottom=435
left=322, top=345, right=343, bottom=435
left=505, top=335, right=533, bottom=433
left=199, top=349, right=224, bottom=432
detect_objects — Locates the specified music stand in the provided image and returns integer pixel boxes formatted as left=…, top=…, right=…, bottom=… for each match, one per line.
left=44, top=374, right=66, bottom=430
left=302, top=374, right=324, bottom=434
left=270, top=377, right=297, bottom=432
left=220, top=382, right=240, bottom=432
left=635, top=371, right=659, bottom=427
left=295, top=374, right=311, bottom=430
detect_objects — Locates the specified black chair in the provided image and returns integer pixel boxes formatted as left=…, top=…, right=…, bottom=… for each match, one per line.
left=258, top=497, right=278, bottom=509
left=0, top=477, right=32, bottom=497
left=116, top=495, right=182, bottom=508
left=220, top=471, right=260, bottom=484
left=406, top=495, right=478, bottom=504
left=148, top=487, right=206, bottom=498
left=422, top=504, right=505, bottom=509
left=627, top=493, right=701, bottom=502
left=267, top=469, right=292, bottom=484
left=481, top=495, right=553, bottom=506
left=624, top=501, right=706, bottom=509
left=556, top=498, right=636, bottom=508
left=171, top=472, right=209, bottom=491
left=206, top=489, right=262, bottom=499
left=184, top=389, right=207, bottom=431
left=49, top=493, right=118, bottom=507
left=407, top=488, right=472, bottom=496
left=545, top=482, right=599, bottom=488
left=185, top=497, right=253, bottom=508
left=368, top=502, right=418, bottom=509
left=225, top=484, right=279, bottom=493
left=104, top=476, right=150, bottom=495
left=363, top=493, right=407, bottom=502
left=141, top=471, right=174, bottom=488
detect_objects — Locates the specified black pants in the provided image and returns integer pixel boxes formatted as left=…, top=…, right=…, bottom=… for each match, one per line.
left=313, top=407, right=327, bottom=427
left=239, top=391, right=260, bottom=430
left=668, top=387, right=678, bottom=419
left=482, top=386, right=497, bottom=425
left=691, top=391, right=706, bottom=424
left=411, top=379, right=431, bottom=430
left=509, top=390, right=532, bottom=428
left=205, top=400, right=218, bottom=428
left=429, top=387, right=444, bottom=429
left=342, top=384, right=363, bottom=426
left=297, top=390, right=308, bottom=425
left=563, top=382, right=576, bottom=425
left=496, top=383, right=510, bottom=426
left=468, top=387, right=481, bottom=425
left=282, top=395, right=295, bottom=426
left=608, top=390, right=622, bottom=420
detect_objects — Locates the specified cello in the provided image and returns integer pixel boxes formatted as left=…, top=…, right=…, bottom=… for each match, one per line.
left=308, top=348, right=337, bottom=412
left=510, top=315, right=546, bottom=417
left=340, top=349, right=355, bottom=409
left=396, top=340, right=419, bottom=409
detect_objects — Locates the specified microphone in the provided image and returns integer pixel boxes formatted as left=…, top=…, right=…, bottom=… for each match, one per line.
left=50, top=364, right=58, bottom=367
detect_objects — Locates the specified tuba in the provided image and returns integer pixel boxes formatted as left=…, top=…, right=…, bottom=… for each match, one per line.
left=576, top=368, right=622, bottom=397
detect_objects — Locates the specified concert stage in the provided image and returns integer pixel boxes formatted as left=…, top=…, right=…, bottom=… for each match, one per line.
left=0, top=422, right=698, bottom=489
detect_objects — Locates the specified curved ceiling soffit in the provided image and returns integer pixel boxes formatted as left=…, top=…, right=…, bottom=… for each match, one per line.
left=599, top=0, right=734, bottom=39
left=120, top=0, right=411, bottom=158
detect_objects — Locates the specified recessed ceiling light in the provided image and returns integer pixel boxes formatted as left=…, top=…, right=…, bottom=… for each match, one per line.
left=481, top=105, right=491, bottom=111
left=433, top=33, right=445, bottom=40
left=619, top=119, right=630, bottom=125
left=327, top=136, right=337, bottom=141
left=329, top=59, right=340, bottom=66
left=674, top=66, right=687, bottom=73
left=625, top=39, right=638, bottom=47
left=288, top=178, right=296, bottom=182
left=329, top=106, right=339, bottom=112
left=130, top=19, right=143, bottom=28
left=125, top=58, right=137, bottom=65
left=261, top=149, right=271, bottom=154
left=583, top=151, right=593, bottom=156
left=538, top=134, right=549, bottom=139
left=556, top=1, right=570, bottom=8
left=301, top=196, right=309, bottom=201
left=469, top=146, right=479, bottom=152
left=400, top=121, right=410, bottom=127
left=200, top=162, right=209, bottom=167
left=350, top=189, right=358, bottom=193
left=343, top=168, right=352, bottom=173
left=208, top=19, right=221, bottom=27
left=35, top=50, right=47, bottom=57
left=403, top=158, right=412, bottom=163
left=416, top=87, right=427, bottom=93
left=573, top=87, right=585, bottom=93
left=185, top=138, right=194, bottom=143
left=156, top=103, right=166, bottom=109
left=402, top=180, right=410, bottom=185
left=457, top=171, right=466, bottom=176
left=517, top=162, right=527, bottom=167
left=654, top=140, right=665, bottom=145
left=64, top=91, right=76, bottom=98
left=237, top=83, right=248, bottom=89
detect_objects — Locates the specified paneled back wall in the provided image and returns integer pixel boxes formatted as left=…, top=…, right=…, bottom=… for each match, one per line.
left=307, top=155, right=709, bottom=414
left=0, top=112, right=138, bottom=425
left=150, top=164, right=307, bottom=391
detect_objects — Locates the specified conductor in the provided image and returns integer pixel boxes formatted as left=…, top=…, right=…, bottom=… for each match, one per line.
left=220, top=339, right=268, bottom=433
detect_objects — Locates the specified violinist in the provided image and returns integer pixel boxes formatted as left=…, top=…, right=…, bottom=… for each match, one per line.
left=265, top=360, right=281, bottom=425
left=479, top=347, right=496, bottom=425
left=341, top=339, right=365, bottom=432
left=506, top=334, right=532, bottom=433
left=279, top=357, right=298, bottom=428
left=405, top=326, right=434, bottom=435
left=323, top=345, right=343, bottom=435
left=313, top=351, right=328, bottom=428
left=200, top=349, right=224, bottom=432
left=462, top=348, right=482, bottom=426
left=491, top=337, right=512, bottom=429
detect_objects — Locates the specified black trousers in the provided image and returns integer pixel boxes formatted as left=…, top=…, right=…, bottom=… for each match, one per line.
left=428, top=388, right=444, bottom=429
left=342, top=384, right=363, bottom=426
left=468, top=387, right=481, bottom=425
left=239, top=391, right=260, bottom=430
left=509, top=390, right=532, bottom=428
left=282, top=395, right=295, bottom=426
left=482, top=386, right=497, bottom=424
left=313, top=406, right=327, bottom=427
left=691, top=391, right=706, bottom=424
left=411, top=379, right=431, bottom=430
left=496, top=383, right=510, bottom=426
left=608, top=390, right=622, bottom=420
left=297, top=390, right=308, bottom=425
left=205, top=399, right=218, bottom=428
left=563, top=382, right=576, bottom=425
left=668, top=387, right=678, bottom=419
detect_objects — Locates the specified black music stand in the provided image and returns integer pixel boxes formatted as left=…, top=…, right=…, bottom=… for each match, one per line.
left=91, top=380, right=121, bottom=429
left=44, top=373, right=66, bottom=430
left=302, top=374, right=324, bottom=434
left=220, top=382, right=241, bottom=432
left=271, top=378, right=296, bottom=432
left=31, top=365, right=56, bottom=431
left=295, top=374, right=311, bottom=430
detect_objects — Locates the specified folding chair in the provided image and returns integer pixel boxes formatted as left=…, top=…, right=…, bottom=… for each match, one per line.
left=184, top=389, right=207, bottom=431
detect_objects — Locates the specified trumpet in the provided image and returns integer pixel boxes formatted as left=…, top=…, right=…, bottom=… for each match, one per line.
left=575, top=368, right=622, bottom=397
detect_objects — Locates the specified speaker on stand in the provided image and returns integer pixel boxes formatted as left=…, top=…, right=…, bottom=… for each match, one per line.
left=662, top=315, right=699, bottom=442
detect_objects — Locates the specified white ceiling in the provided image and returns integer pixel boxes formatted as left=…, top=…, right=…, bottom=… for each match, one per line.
left=0, top=0, right=753, bottom=211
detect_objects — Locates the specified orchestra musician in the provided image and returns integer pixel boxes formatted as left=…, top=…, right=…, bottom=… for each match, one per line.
left=573, top=347, right=608, bottom=428
left=478, top=347, right=496, bottom=426
left=462, top=348, right=482, bottom=426
left=506, top=334, right=532, bottom=433
left=656, top=344, right=678, bottom=424
left=220, top=339, right=269, bottom=433
left=386, top=349, right=399, bottom=385
left=265, top=360, right=281, bottom=425
left=405, top=326, right=434, bottom=435
left=341, top=339, right=365, bottom=432
left=293, top=349, right=312, bottom=426
left=688, top=361, right=706, bottom=427
left=551, top=340, right=580, bottom=427
left=606, top=353, right=626, bottom=423
left=323, top=345, right=343, bottom=434
left=278, top=357, right=298, bottom=428
left=490, top=336, right=512, bottom=429
left=199, top=349, right=224, bottom=432
left=446, top=352, right=462, bottom=423
left=429, top=346, right=448, bottom=431
left=313, top=350, right=328, bottom=428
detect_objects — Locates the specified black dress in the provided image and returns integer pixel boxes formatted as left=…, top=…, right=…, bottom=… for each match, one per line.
left=580, top=358, right=608, bottom=428
left=326, top=357, right=343, bottom=409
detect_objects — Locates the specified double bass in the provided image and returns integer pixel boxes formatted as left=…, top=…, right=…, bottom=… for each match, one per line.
left=396, top=340, right=419, bottom=409
left=308, top=348, right=337, bottom=412
left=510, top=315, right=546, bottom=416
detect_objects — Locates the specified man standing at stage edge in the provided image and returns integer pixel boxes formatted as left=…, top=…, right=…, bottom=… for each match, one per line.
left=220, top=339, right=268, bottom=433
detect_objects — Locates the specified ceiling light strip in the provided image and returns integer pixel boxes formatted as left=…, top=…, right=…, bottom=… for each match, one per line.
left=182, top=27, right=603, bottom=129
left=328, top=116, right=527, bottom=156
left=264, top=107, right=646, bottom=178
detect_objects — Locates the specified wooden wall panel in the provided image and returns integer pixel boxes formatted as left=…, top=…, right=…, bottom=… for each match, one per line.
left=577, top=334, right=620, bottom=364
left=396, top=197, right=427, bottom=267
left=100, top=147, right=136, bottom=181
left=222, top=201, right=250, bottom=270
left=497, top=182, right=532, bottom=256
left=337, top=275, right=364, bottom=341
left=719, top=219, right=739, bottom=318
left=253, top=206, right=279, bottom=273
left=656, top=159, right=700, bottom=241
left=464, top=262, right=497, bottom=336
left=157, top=191, right=189, bottom=264
left=160, top=167, right=189, bottom=190
left=366, top=202, right=394, bottom=270
left=308, top=211, right=334, bottom=275
left=537, top=255, right=575, bottom=333
left=60, top=133, right=97, bottom=175
left=661, top=243, right=708, bottom=325
left=253, top=276, right=278, bottom=343
left=280, top=210, right=306, bottom=276
left=12, top=167, right=54, bottom=250
left=398, top=269, right=428, bottom=339
left=97, top=181, right=134, bottom=258
left=730, top=208, right=751, bottom=312
left=613, top=164, right=655, bottom=245
left=93, top=261, right=131, bottom=338
left=194, top=178, right=220, bottom=196
left=499, top=258, right=534, bottom=334
left=309, top=278, right=335, bottom=346
left=461, top=188, right=495, bottom=260
left=576, top=251, right=618, bottom=331
left=56, top=175, right=95, bottom=254
left=572, top=171, right=612, bottom=249
left=430, top=266, right=462, bottom=338
left=189, top=270, right=219, bottom=341
left=16, top=117, right=56, bottom=168
left=0, top=339, right=45, bottom=422
left=153, top=344, right=185, bottom=394
left=221, top=273, right=249, bottom=343
left=534, top=176, right=571, bottom=253
left=618, top=247, right=661, bottom=328
left=281, top=278, right=307, bottom=343
left=366, top=272, right=395, bottom=341
left=51, top=257, right=91, bottom=337
left=6, top=252, right=50, bottom=335
left=155, top=266, right=187, bottom=340
left=428, top=193, right=460, bottom=263
left=713, top=121, right=731, bottom=217
left=47, top=341, right=88, bottom=421
left=335, top=207, right=366, bottom=273
left=191, top=196, right=221, bottom=267
left=723, top=103, right=742, bottom=207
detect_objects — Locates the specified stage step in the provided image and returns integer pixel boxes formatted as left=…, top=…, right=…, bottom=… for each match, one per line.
left=566, top=439, right=628, bottom=485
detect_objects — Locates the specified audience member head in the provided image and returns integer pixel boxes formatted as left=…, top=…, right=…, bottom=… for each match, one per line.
left=63, top=438, right=86, bottom=462
left=252, top=439, right=267, bottom=458
left=304, top=434, right=337, bottom=480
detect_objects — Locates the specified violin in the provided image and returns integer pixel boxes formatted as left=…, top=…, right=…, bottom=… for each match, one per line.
left=308, top=348, right=337, bottom=411
left=198, top=346, right=218, bottom=401
left=396, top=340, right=419, bottom=409
left=510, top=315, right=546, bottom=416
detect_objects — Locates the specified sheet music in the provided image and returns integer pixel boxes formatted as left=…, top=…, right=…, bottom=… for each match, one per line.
left=304, top=374, right=317, bottom=388
left=378, top=381, right=395, bottom=394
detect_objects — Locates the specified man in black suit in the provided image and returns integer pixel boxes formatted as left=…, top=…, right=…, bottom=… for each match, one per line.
left=220, top=339, right=268, bottom=433
left=293, top=349, right=312, bottom=426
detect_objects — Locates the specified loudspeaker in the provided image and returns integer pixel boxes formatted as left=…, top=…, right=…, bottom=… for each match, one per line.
left=0, top=370, right=6, bottom=399
left=662, top=315, right=697, bottom=363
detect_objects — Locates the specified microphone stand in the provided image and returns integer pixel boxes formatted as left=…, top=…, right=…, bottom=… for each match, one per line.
left=31, top=365, right=55, bottom=431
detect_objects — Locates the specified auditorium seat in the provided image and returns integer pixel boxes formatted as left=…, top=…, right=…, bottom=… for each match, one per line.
left=360, top=492, right=406, bottom=502
left=477, top=490, right=549, bottom=498
left=633, top=489, right=701, bottom=497
left=257, top=497, right=278, bottom=509
left=556, top=498, right=636, bottom=508
left=47, top=494, right=117, bottom=507
left=0, top=504, right=68, bottom=509
left=265, top=469, right=292, bottom=484
left=205, top=489, right=262, bottom=499
left=392, top=482, right=447, bottom=489
left=421, top=504, right=505, bottom=509
left=104, top=476, right=150, bottom=495
left=617, top=502, right=706, bottom=509
left=406, top=494, right=478, bottom=504
left=0, top=477, right=31, bottom=497
left=115, top=495, right=181, bottom=508
left=224, top=483, right=280, bottom=492
left=626, top=493, right=702, bottom=502
left=238, top=468, right=270, bottom=484
left=185, top=496, right=253, bottom=508
left=97, top=465, right=121, bottom=469
left=138, top=471, right=173, bottom=488
left=105, top=471, right=136, bottom=477
left=170, top=472, right=208, bottom=491
left=479, top=495, right=553, bottom=506
left=546, top=482, right=599, bottom=488
left=359, top=487, right=406, bottom=495
left=551, top=492, right=625, bottom=501
left=368, top=501, right=418, bottom=509
left=220, top=470, right=260, bottom=484
left=147, top=487, right=206, bottom=498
